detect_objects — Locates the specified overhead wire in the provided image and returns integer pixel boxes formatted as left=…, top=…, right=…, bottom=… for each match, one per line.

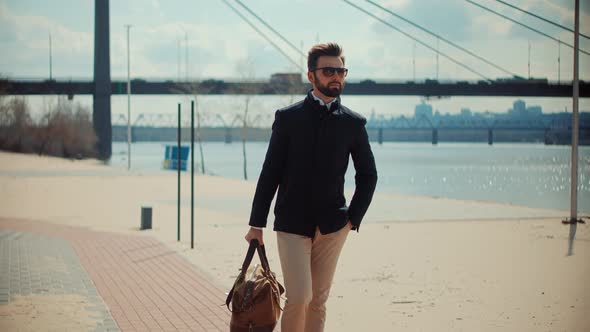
left=364, top=0, right=519, bottom=77
left=232, top=0, right=306, bottom=57
left=219, top=0, right=304, bottom=72
left=341, top=0, right=492, bottom=80
left=491, top=0, right=590, bottom=40
left=465, top=0, right=590, bottom=57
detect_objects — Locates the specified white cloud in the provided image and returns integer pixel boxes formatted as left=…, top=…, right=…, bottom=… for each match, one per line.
left=471, top=12, right=512, bottom=37
left=379, top=0, right=410, bottom=10
left=544, top=0, right=590, bottom=33
left=1, top=0, right=588, bottom=83
left=151, top=0, right=161, bottom=10
left=1, top=3, right=88, bottom=50
left=0, top=2, right=92, bottom=78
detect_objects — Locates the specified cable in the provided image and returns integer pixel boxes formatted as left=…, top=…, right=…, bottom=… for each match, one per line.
left=219, top=0, right=304, bottom=72
left=232, top=0, right=306, bottom=57
left=492, top=0, right=590, bottom=40
left=364, top=0, right=519, bottom=78
left=342, top=0, right=491, bottom=80
left=465, top=0, right=590, bottom=57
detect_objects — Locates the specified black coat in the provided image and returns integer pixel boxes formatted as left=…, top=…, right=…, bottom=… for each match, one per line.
left=248, top=91, right=378, bottom=238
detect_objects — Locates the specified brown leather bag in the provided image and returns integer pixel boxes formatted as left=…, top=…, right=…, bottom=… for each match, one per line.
left=226, top=240, right=284, bottom=331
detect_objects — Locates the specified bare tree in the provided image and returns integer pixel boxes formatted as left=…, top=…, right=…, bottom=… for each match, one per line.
left=34, top=97, right=57, bottom=156
left=184, top=80, right=215, bottom=175
left=194, top=96, right=206, bottom=174
left=0, top=94, right=97, bottom=159
left=35, top=96, right=97, bottom=158
left=0, top=97, right=33, bottom=152
left=235, top=57, right=258, bottom=181
left=240, top=95, right=251, bottom=180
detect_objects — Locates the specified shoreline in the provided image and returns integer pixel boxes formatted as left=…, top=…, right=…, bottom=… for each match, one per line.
left=5, top=146, right=589, bottom=215
left=114, top=141, right=590, bottom=214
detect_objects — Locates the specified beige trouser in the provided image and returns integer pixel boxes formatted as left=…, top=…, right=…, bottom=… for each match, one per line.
left=276, top=224, right=350, bottom=332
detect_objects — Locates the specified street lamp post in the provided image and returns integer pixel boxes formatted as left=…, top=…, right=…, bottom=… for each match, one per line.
left=185, top=30, right=189, bottom=82
left=179, top=27, right=189, bottom=82
left=49, top=32, right=53, bottom=80
left=178, top=39, right=181, bottom=82
left=125, top=24, right=132, bottom=170
left=564, top=0, right=583, bottom=259
left=570, top=0, right=580, bottom=221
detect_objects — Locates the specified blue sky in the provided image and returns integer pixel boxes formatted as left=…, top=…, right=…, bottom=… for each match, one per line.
left=0, top=0, right=589, bottom=118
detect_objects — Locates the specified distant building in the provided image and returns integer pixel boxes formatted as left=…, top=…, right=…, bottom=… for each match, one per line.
left=509, top=99, right=543, bottom=117
left=527, top=105, right=542, bottom=116
left=270, top=73, right=302, bottom=84
left=460, top=108, right=473, bottom=118
left=511, top=99, right=527, bottom=117
left=415, top=102, right=433, bottom=119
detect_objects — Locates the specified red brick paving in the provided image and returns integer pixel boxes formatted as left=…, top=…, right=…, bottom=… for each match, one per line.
left=0, top=218, right=231, bottom=331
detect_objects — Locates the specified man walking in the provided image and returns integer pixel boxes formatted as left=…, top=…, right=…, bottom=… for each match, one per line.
left=245, top=42, right=377, bottom=332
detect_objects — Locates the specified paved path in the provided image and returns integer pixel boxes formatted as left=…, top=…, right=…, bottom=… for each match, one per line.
left=0, top=229, right=118, bottom=331
left=0, top=219, right=231, bottom=331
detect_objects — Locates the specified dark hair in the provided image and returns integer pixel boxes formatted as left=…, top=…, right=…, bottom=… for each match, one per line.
left=307, top=42, right=345, bottom=71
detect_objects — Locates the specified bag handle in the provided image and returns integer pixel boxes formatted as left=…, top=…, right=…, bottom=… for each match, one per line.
left=239, top=239, right=274, bottom=274
left=255, top=242, right=285, bottom=299
left=225, top=239, right=276, bottom=310
left=255, top=241, right=272, bottom=273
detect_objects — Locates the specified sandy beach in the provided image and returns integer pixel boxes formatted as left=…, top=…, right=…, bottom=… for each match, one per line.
left=0, top=151, right=588, bottom=331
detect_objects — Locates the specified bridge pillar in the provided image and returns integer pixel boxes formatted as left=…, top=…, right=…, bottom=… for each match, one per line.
left=432, top=128, right=438, bottom=145
left=544, top=128, right=551, bottom=145
left=488, top=129, right=493, bottom=145
left=93, top=0, right=112, bottom=160
left=378, top=127, right=383, bottom=145
left=225, top=128, right=233, bottom=143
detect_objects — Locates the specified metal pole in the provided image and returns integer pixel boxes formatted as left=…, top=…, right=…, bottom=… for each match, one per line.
left=300, top=40, right=304, bottom=77
left=436, top=38, right=439, bottom=81
left=177, top=103, right=181, bottom=242
left=413, top=42, right=416, bottom=81
left=528, top=41, right=531, bottom=79
left=125, top=24, right=132, bottom=170
left=570, top=0, right=580, bottom=222
left=191, top=100, right=195, bottom=249
left=49, top=32, right=52, bottom=80
left=185, top=31, right=189, bottom=82
left=196, top=99, right=205, bottom=174
left=558, top=39, right=561, bottom=84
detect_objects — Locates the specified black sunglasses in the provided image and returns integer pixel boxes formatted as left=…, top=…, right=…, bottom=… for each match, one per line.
left=312, top=66, right=348, bottom=77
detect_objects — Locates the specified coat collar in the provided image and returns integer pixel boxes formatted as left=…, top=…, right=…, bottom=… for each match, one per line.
left=304, top=89, right=341, bottom=114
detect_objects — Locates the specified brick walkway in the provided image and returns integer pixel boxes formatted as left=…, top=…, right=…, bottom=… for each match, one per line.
left=0, top=218, right=230, bottom=331
left=1, top=229, right=119, bottom=331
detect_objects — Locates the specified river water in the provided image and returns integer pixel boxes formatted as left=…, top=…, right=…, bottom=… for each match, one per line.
left=110, top=141, right=589, bottom=213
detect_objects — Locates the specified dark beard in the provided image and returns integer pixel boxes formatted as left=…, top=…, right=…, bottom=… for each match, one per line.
left=317, top=84, right=342, bottom=97
left=314, top=73, right=344, bottom=97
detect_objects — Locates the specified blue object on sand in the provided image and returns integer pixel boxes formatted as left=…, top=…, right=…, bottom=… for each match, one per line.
left=163, top=145, right=189, bottom=171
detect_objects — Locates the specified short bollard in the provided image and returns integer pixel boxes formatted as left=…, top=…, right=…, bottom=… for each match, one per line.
left=141, top=206, right=152, bottom=230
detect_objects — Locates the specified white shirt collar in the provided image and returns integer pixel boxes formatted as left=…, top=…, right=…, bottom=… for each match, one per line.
left=311, top=91, right=336, bottom=110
